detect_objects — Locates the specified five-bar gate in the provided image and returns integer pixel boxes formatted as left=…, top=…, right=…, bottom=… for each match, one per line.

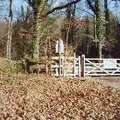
left=83, top=57, right=120, bottom=76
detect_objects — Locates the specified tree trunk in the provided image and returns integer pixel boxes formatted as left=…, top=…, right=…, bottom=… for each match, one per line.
left=33, top=0, right=46, bottom=59
left=99, top=43, right=103, bottom=58
left=7, top=0, right=13, bottom=60
left=104, top=0, right=110, bottom=41
left=95, top=0, right=105, bottom=58
left=66, top=4, right=76, bottom=44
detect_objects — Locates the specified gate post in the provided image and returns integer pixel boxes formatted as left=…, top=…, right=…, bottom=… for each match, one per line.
left=59, top=55, right=62, bottom=76
left=74, top=53, right=76, bottom=77
left=78, top=56, right=81, bottom=77
left=81, top=54, right=85, bottom=77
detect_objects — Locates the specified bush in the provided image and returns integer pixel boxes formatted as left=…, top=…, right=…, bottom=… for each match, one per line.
left=0, top=57, right=23, bottom=74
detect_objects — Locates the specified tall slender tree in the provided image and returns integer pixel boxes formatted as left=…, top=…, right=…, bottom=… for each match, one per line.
left=87, top=0, right=105, bottom=58
left=7, top=0, right=13, bottom=59
left=95, top=0, right=105, bottom=58
left=104, top=0, right=110, bottom=41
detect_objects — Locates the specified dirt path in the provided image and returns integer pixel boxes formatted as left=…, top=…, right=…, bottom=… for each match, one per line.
left=90, top=77, right=120, bottom=89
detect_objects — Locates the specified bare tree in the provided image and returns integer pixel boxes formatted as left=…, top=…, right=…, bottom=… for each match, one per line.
left=6, top=0, right=13, bottom=60
left=87, top=0, right=105, bottom=58
left=33, top=0, right=82, bottom=59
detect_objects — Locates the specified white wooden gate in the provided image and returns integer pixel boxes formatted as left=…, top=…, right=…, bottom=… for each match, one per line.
left=51, top=55, right=120, bottom=77
left=51, top=56, right=81, bottom=77
left=83, top=56, right=120, bottom=76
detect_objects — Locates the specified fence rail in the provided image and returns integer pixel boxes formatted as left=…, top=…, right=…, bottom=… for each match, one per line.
left=84, top=57, right=120, bottom=76
left=50, top=55, right=120, bottom=77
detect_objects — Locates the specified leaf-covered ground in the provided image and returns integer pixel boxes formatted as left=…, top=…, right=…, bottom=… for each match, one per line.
left=0, top=74, right=120, bottom=120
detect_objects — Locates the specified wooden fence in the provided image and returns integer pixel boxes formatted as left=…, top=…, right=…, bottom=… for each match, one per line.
left=51, top=55, right=120, bottom=77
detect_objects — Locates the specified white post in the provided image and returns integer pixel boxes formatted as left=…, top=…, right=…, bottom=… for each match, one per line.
left=78, top=56, right=81, bottom=77
left=59, top=55, right=61, bottom=76
left=55, top=60, right=59, bottom=76
left=74, top=53, right=76, bottom=77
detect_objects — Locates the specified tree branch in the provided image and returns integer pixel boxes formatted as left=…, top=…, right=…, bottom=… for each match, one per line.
left=25, top=0, right=32, bottom=7
left=46, top=0, right=82, bottom=15
left=86, top=0, right=96, bottom=14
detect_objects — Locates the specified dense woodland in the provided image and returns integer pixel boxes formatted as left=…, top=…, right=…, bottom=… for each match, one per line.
left=0, top=0, right=120, bottom=71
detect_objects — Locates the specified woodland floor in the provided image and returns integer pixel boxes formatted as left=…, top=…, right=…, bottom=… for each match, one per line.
left=0, top=74, right=119, bottom=120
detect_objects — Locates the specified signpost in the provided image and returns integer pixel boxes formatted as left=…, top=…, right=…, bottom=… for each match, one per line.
left=55, top=39, right=64, bottom=55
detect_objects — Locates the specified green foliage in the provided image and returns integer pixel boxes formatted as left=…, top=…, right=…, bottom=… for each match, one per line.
left=0, top=57, right=23, bottom=74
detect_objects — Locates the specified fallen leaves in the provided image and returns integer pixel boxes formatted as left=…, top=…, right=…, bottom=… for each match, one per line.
left=0, top=74, right=119, bottom=120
